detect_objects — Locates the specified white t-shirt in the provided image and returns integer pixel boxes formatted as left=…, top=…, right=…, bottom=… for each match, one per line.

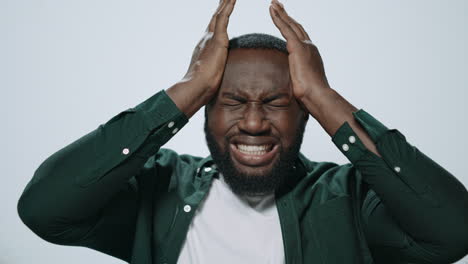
left=177, top=173, right=285, bottom=264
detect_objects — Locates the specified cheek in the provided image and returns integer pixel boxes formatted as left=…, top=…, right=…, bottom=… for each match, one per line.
left=269, top=107, right=303, bottom=126
left=268, top=110, right=305, bottom=143
left=208, top=108, right=239, bottom=137
left=270, top=114, right=299, bottom=134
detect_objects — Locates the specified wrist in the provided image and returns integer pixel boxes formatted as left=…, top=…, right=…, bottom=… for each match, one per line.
left=300, top=86, right=336, bottom=118
left=166, top=81, right=216, bottom=119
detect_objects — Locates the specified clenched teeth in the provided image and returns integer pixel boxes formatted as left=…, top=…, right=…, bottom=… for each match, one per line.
left=236, top=144, right=273, bottom=155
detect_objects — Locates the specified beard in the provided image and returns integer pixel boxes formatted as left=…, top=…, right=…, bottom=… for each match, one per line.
left=204, top=117, right=306, bottom=196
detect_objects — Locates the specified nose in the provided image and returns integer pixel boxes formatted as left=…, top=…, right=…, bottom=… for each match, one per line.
left=237, top=103, right=271, bottom=135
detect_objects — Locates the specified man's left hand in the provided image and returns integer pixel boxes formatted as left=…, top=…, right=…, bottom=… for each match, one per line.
left=269, top=0, right=331, bottom=103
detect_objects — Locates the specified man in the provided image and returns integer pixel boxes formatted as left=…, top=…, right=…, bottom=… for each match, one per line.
left=17, top=0, right=468, bottom=263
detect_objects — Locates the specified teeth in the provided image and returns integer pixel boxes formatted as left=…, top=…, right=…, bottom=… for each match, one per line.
left=236, top=144, right=272, bottom=155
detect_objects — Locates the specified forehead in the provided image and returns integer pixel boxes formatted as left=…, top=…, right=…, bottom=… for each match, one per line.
left=220, top=48, right=290, bottom=96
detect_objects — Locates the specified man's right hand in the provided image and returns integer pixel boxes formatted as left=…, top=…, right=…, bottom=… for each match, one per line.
left=166, top=0, right=237, bottom=119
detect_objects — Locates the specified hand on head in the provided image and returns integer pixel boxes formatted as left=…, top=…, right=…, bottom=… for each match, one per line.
left=167, top=0, right=330, bottom=119
left=269, top=0, right=330, bottom=103
left=182, top=0, right=237, bottom=100
left=166, top=0, right=237, bottom=118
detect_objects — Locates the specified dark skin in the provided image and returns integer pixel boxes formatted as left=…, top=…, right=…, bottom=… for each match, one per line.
left=166, top=0, right=381, bottom=180
left=206, top=48, right=307, bottom=177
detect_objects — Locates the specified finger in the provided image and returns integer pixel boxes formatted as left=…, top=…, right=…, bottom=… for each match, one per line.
left=271, top=1, right=307, bottom=41
left=288, top=15, right=312, bottom=42
left=206, top=0, right=230, bottom=32
left=294, top=20, right=311, bottom=41
left=214, top=0, right=236, bottom=36
left=288, top=16, right=311, bottom=41
left=269, top=4, right=301, bottom=42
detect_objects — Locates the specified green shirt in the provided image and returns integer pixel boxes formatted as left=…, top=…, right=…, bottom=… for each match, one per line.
left=18, top=90, right=468, bottom=264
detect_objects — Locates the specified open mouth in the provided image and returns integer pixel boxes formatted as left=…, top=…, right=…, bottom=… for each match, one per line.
left=229, top=142, right=279, bottom=166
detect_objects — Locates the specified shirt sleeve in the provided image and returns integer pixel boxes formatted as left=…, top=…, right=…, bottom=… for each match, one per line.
left=331, top=109, right=468, bottom=263
left=17, top=89, right=188, bottom=262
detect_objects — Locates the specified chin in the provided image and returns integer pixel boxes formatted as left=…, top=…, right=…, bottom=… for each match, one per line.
left=231, top=157, right=277, bottom=178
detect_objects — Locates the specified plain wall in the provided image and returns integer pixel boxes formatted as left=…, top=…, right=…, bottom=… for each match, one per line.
left=2, top=0, right=467, bottom=263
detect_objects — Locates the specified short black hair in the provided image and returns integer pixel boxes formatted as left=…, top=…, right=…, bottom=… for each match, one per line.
left=228, top=33, right=288, bottom=55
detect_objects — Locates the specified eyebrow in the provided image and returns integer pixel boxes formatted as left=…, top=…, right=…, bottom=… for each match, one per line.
left=263, top=93, right=290, bottom=102
left=221, top=92, right=290, bottom=102
left=221, top=92, right=247, bottom=102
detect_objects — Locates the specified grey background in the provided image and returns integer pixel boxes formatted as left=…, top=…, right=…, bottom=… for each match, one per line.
left=2, top=0, right=467, bottom=263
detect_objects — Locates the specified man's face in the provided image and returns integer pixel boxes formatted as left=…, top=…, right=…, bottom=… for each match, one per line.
left=205, top=48, right=308, bottom=196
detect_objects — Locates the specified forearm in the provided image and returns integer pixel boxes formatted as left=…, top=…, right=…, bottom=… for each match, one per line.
left=323, top=96, right=468, bottom=261
left=301, top=86, right=381, bottom=158
left=17, top=90, right=188, bottom=240
left=358, top=129, right=468, bottom=261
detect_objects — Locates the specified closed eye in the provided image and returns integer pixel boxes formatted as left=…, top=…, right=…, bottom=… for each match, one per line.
left=263, top=94, right=290, bottom=108
left=223, top=101, right=243, bottom=106
left=222, top=93, right=247, bottom=106
left=266, top=101, right=289, bottom=108
left=221, top=99, right=246, bottom=107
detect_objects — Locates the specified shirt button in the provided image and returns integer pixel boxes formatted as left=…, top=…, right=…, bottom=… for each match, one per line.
left=122, top=148, right=130, bottom=155
left=342, top=144, right=349, bottom=151
left=204, top=167, right=212, bottom=172
left=394, top=166, right=401, bottom=173
left=183, top=205, right=191, bottom=213
left=168, top=121, right=175, bottom=128
left=348, top=135, right=356, bottom=144
left=172, top=128, right=179, bottom=134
